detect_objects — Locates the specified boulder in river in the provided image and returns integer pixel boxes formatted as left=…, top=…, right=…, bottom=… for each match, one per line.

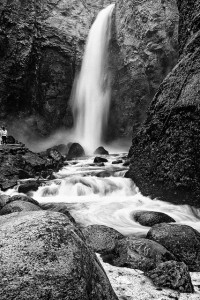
left=146, top=223, right=200, bottom=271
left=9, top=195, right=40, bottom=207
left=133, top=211, right=175, bottom=227
left=108, top=237, right=176, bottom=272
left=82, top=225, right=124, bottom=254
left=0, top=194, right=10, bottom=209
left=112, top=160, right=123, bottom=165
left=18, top=182, right=40, bottom=194
left=47, top=147, right=63, bottom=162
left=145, top=261, right=194, bottom=293
left=94, top=147, right=109, bottom=155
left=0, top=211, right=118, bottom=300
left=0, top=200, right=41, bottom=215
left=67, top=143, right=85, bottom=159
left=94, top=157, right=108, bottom=163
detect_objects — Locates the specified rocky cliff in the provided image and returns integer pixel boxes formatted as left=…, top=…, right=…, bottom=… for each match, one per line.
left=0, top=0, right=178, bottom=144
left=108, top=0, right=179, bottom=140
left=127, top=0, right=200, bottom=207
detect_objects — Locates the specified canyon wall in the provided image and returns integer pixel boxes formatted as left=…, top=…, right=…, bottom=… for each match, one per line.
left=0, top=0, right=178, bottom=143
left=127, top=0, right=200, bottom=207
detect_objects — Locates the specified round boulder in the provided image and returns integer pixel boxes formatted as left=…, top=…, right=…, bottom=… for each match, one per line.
left=133, top=211, right=175, bottom=227
left=94, top=157, right=108, bottom=163
left=0, top=200, right=41, bottom=215
left=145, top=261, right=194, bottom=293
left=82, top=225, right=124, bottom=254
left=0, top=194, right=10, bottom=209
left=9, top=195, right=40, bottom=206
left=41, top=202, right=76, bottom=225
left=67, top=143, right=85, bottom=159
left=146, top=223, right=200, bottom=271
left=109, top=237, right=176, bottom=272
left=0, top=211, right=118, bottom=300
left=94, top=147, right=109, bottom=155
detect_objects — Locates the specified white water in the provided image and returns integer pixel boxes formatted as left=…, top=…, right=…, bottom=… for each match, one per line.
left=5, top=154, right=200, bottom=236
left=72, top=4, right=115, bottom=153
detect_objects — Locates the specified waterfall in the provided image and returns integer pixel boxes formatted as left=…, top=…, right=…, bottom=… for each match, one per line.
left=72, top=4, right=115, bottom=153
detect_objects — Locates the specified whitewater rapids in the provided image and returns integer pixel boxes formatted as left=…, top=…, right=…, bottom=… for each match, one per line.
left=24, top=154, right=200, bottom=236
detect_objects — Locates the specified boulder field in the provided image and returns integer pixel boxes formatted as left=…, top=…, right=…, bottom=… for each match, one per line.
left=127, top=0, right=200, bottom=207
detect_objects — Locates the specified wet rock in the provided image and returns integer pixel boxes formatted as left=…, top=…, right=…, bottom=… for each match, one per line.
left=133, top=211, right=175, bottom=227
left=0, top=194, right=10, bottom=209
left=41, top=202, right=76, bottom=225
left=123, top=159, right=130, bottom=166
left=146, top=223, right=200, bottom=271
left=18, top=182, right=40, bottom=194
left=0, top=200, right=41, bottom=215
left=55, top=144, right=71, bottom=156
left=112, top=160, right=123, bottom=165
left=97, top=162, right=105, bottom=167
left=82, top=225, right=124, bottom=254
left=94, top=157, right=108, bottom=163
left=6, top=136, right=15, bottom=144
left=67, top=143, right=85, bottom=159
left=127, top=0, right=200, bottom=207
left=109, top=237, right=176, bottom=272
left=0, top=211, right=118, bottom=300
left=96, top=170, right=112, bottom=178
left=47, top=147, right=63, bottom=162
left=94, top=147, right=109, bottom=155
left=145, top=261, right=194, bottom=293
left=9, top=195, right=40, bottom=207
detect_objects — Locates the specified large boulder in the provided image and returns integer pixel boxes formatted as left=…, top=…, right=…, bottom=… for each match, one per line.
left=126, top=0, right=200, bottom=207
left=9, top=195, right=40, bottom=207
left=146, top=223, right=200, bottom=271
left=0, top=211, right=118, bottom=300
left=94, top=147, right=109, bottom=155
left=67, top=143, right=85, bottom=159
left=0, top=200, right=41, bottom=215
left=82, top=225, right=124, bottom=254
left=18, top=182, right=40, bottom=194
left=41, top=202, right=76, bottom=225
left=94, top=157, right=108, bottom=163
left=107, top=237, right=176, bottom=272
left=132, top=210, right=175, bottom=227
left=145, top=261, right=194, bottom=293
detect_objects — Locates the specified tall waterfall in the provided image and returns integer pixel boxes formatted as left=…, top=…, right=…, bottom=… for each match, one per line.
left=72, top=4, right=115, bottom=153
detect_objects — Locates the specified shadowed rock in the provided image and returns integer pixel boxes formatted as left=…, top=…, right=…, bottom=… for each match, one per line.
left=0, top=200, right=41, bottom=215
left=0, top=211, right=118, bottom=300
left=9, top=195, right=40, bottom=207
left=145, top=261, right=194, bottom=293
left=107, top=237, right=176, bottom=272
left=18, top=182, right=40, bottom=194
left=94, top=147, right=109, bottom=155
left=82, top=225, right=124, bottom=254
left=133, top=211, right=175, bottom=227
left=94, top=157, right=108, bottom=163
left=67, top=143, right=85, bottom=159
left=146, top=223, right=200, bottom=271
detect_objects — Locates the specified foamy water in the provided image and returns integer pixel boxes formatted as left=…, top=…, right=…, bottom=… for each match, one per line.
left=3, top=154, right=198, bottom=236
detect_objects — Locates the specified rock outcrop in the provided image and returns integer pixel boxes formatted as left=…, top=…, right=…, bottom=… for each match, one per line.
left=0, top=211, right=118, bottom=300
left=127, top=0, right=200, bottom=207
left=0, top=0, right=178, bottom=143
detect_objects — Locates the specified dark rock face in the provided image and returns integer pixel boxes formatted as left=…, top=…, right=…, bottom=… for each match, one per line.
left=107, top=0, right=179, bottom=140
left=0, top=146, right=63, bottom=190
left=127, top=0, right=200, bottom=207
left=0, top=0, right=178, bottom=143
left=108, top=237, right=176, bottom=272
left=0, top=200, right=41, bottom=215
left=67, top=143, right=85, bottom=159
left=94, top=147, right=109, bottom=155
left=145, top=261, right=194, bottom=293
left=0, top=211, right=118, bottom=300
left=82, top=225, right=124, bottom=254
left=147, top=223, right=200, bottom=271
left=133, top=211, right=175, bottom=227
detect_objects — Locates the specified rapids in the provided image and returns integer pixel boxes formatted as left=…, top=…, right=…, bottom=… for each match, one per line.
left=5, top=154, right=200, bottom=236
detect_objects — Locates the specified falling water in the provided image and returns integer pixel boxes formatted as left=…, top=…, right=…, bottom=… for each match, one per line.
left=72, top=4, right=115, bottom=153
